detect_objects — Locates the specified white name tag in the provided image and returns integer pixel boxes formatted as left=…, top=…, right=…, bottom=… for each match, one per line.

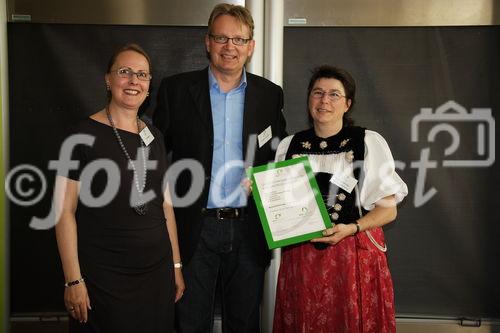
left=330, top=173, right=358, bottom=193
left=139, top=126, right=155, bottom=146
left=258, top=125, right=272, bottom=148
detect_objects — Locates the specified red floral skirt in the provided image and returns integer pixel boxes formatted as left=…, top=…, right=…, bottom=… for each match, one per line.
left=273, top=228, right=396, bottom=333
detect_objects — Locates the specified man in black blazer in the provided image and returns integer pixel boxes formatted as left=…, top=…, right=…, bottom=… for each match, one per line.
left=153, top=3, right=286, bottom=332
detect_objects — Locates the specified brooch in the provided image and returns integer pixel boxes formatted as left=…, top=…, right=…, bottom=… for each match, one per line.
left=301, top=141, right=312, bottom=149
left=339, top=138, right=350, bottom=148
left=345, top=150, right=354, bottom=162
left=319, top=140, right=328, bottom=149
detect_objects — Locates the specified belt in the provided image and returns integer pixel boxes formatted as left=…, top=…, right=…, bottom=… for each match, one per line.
left=202, top=207, right=246, bottom=220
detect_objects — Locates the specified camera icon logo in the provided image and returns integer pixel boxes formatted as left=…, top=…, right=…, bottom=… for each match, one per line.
left=411, top=100, right=495, bottom=167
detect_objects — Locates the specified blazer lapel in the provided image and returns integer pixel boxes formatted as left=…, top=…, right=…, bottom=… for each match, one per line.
left=243, top=74, right=259, bottom=159
left=188, top=68, right=213, bottom=134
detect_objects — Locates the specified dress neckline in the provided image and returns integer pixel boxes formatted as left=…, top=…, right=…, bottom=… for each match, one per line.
left=87, top=117, right=141, bottom=136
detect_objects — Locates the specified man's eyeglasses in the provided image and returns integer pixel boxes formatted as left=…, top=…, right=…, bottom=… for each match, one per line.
left=209, top=34, right=251, bottom=46
left=113, top=67, right=152, bottom=81
left=311, top=90, right=346, bottom=102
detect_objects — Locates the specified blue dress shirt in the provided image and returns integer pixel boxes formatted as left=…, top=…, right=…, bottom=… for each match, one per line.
left=207, top=67, right=247, bottom=208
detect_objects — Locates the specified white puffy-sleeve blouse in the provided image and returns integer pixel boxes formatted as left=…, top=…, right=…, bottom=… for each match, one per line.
left=275, top=130, right=408, bottom=211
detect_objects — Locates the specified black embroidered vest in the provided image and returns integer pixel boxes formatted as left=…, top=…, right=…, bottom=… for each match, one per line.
left=285, top=126, right=366, bottom=226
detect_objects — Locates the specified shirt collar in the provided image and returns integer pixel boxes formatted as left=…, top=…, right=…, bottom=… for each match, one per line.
left=208, top=66, right=247, bottom=92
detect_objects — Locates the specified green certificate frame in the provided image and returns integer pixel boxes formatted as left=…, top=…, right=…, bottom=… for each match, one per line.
left=248, top=156, right=332, bottom=249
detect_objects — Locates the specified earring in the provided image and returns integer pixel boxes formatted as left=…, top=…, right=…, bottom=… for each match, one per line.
left=146, top=91, right=150, bottom=97
left=106, top=83, right=110, bottom=91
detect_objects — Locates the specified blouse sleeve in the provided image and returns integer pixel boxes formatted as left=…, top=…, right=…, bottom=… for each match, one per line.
left=359, top=130, right=408, bottom=210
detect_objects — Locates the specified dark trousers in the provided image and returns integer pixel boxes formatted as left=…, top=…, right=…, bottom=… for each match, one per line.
left=175, top=215, right=266, bottom=333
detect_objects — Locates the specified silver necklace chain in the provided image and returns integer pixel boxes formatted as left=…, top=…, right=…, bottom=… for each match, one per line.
left=105, top=107, right=147, bottom=207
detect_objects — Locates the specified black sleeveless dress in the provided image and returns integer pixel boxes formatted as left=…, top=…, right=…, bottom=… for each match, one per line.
left=65, top=118, right=174, bottom=333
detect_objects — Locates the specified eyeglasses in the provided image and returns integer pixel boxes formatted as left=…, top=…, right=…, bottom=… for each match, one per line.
left=209, top=34, right=251, bottom=46
left=113, top=67, right=152, bottom=81
left=310, top=90, right=346, bottom=102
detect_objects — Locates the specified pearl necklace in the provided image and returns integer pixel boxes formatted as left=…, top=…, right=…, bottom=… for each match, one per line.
left=105, top=107, right=148, bottom=215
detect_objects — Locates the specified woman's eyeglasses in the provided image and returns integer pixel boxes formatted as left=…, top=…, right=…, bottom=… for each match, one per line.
left=310, top=90, right=346, bottom=102
left=113, top=67, right=152, bottom=81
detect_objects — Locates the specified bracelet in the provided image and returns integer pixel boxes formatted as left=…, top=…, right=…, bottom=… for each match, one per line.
left=352, top=222, right=360, bottom=236
left=64, top=277, right=85, bottom=288
left=174, top=262, right=183, bottom=269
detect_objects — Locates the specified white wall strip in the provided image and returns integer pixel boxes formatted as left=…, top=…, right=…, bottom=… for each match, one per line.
left=246, top=0, right=264, bottom=76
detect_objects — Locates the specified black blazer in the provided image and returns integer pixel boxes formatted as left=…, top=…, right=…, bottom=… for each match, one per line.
left=153, top=67, right=287, bottom=265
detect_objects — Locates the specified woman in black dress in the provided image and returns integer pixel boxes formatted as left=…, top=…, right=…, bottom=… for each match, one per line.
left=55, top=43, right=184, bottom=332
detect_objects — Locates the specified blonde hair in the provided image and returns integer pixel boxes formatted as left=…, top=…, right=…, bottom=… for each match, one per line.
left=208, top=3, right=254, bottom=39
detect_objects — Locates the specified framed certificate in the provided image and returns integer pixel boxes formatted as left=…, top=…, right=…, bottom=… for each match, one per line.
left=247, top=156, right=332, bottom=249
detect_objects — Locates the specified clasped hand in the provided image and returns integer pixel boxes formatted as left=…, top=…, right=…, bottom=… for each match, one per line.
left=310, top=223, right=356, bottom=245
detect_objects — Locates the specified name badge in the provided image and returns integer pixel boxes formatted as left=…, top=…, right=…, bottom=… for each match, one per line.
left=139, top=126, right=155, bottom=146
left=330, top=173, right=358, bottom=194
left=258, top=126, right=272, bottom=148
